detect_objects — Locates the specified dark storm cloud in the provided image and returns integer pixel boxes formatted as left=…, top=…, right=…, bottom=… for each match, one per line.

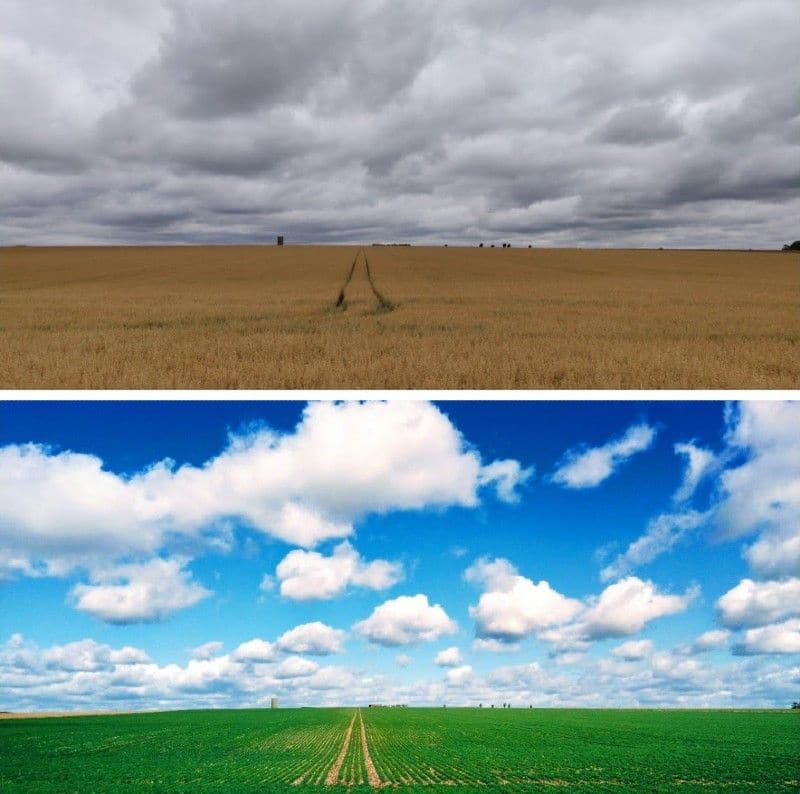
left=1, top=0, right=798, bottom=246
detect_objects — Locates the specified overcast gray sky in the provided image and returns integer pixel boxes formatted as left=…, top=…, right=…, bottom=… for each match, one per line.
left=1, top=0, right=798, bottom=247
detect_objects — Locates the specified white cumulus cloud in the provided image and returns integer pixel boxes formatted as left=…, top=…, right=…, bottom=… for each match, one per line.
left=354, top=594, right=458, bottom=647
left=0, top=402, right=529, bottom=591
left=551, top=422, right=656, bottom=489
left=689, top=629, right=731, bottom=653
left=231, top=639, right=277, bottom=663
left=466, top=557, right=582, bottom=642
left=734, top=619, right=800, bottom=655
left=275, top=541, right=403, bottom=601
left=70, top=557, right=211, bottom=624
left=580, top=577, right=699, bottom=640
left=715, top=402, right=800, bottom=579
left=276, top=622, right=346, bottom=656
left=42, top=639, right=150, bottom=672
left=445, top=665, right=473, bottom=686
left=191, top=641, right=224, bottom=660
left=611, top=639, right=654, bottom=660
left=273, top=656, right=319, bottom=679
left=434, top=647, right=463, bottom=667
left=716, top=577, right=800, bottom=628
left=472, top=638, right=520, bottom=653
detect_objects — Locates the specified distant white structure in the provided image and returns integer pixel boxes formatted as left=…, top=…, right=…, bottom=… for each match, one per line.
left=271, top=698, right=278, bottom=709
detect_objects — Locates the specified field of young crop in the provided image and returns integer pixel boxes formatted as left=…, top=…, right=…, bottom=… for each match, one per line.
left=2, top=245, right=798, bottom=389
left=0, top=708, right=353, bottom=793
left=1, top=707, right=797, bottom=792
left=362, top=707, right=799, bottom=790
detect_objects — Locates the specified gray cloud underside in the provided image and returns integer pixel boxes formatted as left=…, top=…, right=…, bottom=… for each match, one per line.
left=1, top=0, right=798, bottom=246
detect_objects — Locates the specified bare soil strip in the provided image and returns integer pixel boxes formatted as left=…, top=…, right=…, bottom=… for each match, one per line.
left=358, top=709, right=382, bottom=788
left=325, top=711, right=357, bottom=786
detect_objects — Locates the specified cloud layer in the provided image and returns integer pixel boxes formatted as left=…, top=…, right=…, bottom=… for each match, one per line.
left=0, top=401, right=527, bottom=622
left=2, top=0, right=799, bottom=245
left=4, top=629, right=797, bottom=712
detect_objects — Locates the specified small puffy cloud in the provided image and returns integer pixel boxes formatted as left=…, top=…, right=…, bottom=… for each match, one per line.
left=109, top=646, right=152, bottom=666
left=275, top=541, right=403, bottom=601
left=551, top=423, right=656, bottom=489
left=537, top=624, right=591, bottom=654
left=434, top=647, right=463, bottom=667
left=464, top=558, right=518, bottom=590
left=745, top=534, right=800, bottom=581
left=673, top=442, right=716, bottom=503
left=477, top=460, right=534, bottom=503
left=600, top=511, right=708, bottom=582
left=485, top=662, right=558, bottom=692
left=41, top=639, right=151, bottom=672
left=191, top=641, right=224, bottom=660
left=304, top=666, right=358, bottom=692
left=354, top=594, right=457, bottom=647
left=734, top=619, right=800, bottom=655
left=395, top=653, right=412, bottom=668
left=445, top=665, right=473, bottom=686
left=552, top=652, right=586, bottom=666
left=472, top=638, right=520, bottom=653
left=276, top=622, right=346, bottom=656
left=466, top=557, right=582, bottom=642
left=43, top=639, right=115, bottom=672
left=580, top=577, right=698, bottom=640
left=70, top=557, right=211, bottom=624
left=690, top=629, right=731, bottom=653
left=273, top=656, right=319, bottom=679
left=611, top=639, right=654, bottom=660
left=717, top=578, right=800, bottom=628
left=258, top=574, right=275, bottom=592
left=715, top=402, right=800, bottom=578
left=231, top=638, right=277, bottom=663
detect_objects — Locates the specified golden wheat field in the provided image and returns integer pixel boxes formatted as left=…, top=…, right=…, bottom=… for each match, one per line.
left=1, top=245, right=798, bottom=389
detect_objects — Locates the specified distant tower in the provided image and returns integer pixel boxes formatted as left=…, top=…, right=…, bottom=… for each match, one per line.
left=277, top=236, right=284, bottom=246
left=271, top=698, right=278, bottom=709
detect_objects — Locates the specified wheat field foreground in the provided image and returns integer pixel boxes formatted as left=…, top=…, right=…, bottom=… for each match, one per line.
left=2, top=245, right=798, bottom=389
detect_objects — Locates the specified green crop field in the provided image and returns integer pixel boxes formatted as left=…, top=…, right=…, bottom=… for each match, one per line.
left=1, top=708, right=797, bottom=792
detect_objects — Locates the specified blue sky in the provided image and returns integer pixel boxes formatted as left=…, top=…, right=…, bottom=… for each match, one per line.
left=1, top=400, right=798, bottom=710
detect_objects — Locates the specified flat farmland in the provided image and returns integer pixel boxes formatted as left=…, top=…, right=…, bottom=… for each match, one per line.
left=1, top=708, right=797, bottom=792
left=1, top=246, right=798, bottom=389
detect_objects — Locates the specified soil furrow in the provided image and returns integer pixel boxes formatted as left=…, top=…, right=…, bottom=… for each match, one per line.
left=325, top=711, right=357, bottom=786
left=359, top=710, right=382, bottom=789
